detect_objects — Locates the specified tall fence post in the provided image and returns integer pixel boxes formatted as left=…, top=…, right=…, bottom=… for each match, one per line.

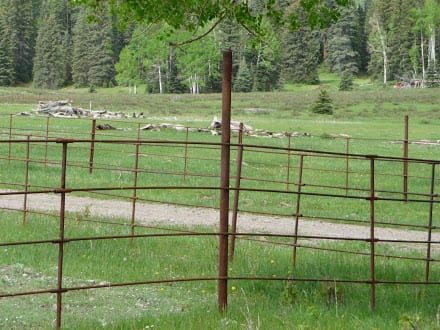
left=229, top=123, right=244, bottom=261
left=131, top=143, right=140, bottom=240
left=44, top=116, right=50, bottom=167
left=183, top=127, right=189, bottom=181
left=8, top=114, right=12, bottom=164
left=293, top=154, right=304, bottom=267
left=425, top=162, right=436, bottom=282
left=403, top=115, right=409, bottom=202
left=368, top=155, right=376, bottom=310
left=286, top=133, right=292, bottom=191
left=345, top=137, right=350, bottom=196
left=55, top=139, right=71, bottom=329
left=218, top=50, right=232, bottom=312
left=89, top=119, right=96, bottom=173
left=22, top=135, right=31, bottom=226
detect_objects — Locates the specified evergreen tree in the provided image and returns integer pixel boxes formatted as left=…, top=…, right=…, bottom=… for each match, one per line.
left=0, top=0, right=36, bottom=86
left=312, top=88, right=334, bottom=115
left=387, top=0, right=417, bottom=79
left=327, top=6, right=360, bottom=74
left=280, top=25, right=321, bottom=84
left=72, top=6, right=115, bottom=87
left=167, top=53, right=186, bottom=93
left=33, top=0, right=70, bottom=89
left=339, top=70, right=354, bottom=91
left=0, top=2, right=15, bottom=86
left=233, top=59, right=252, bottom=92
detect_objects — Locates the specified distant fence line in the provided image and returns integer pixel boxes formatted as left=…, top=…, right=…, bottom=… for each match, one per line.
left=0, top=133, right=439, bottom=328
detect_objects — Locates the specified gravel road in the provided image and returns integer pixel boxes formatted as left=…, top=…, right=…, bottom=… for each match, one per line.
left=1, top=190, right=439, bottom=246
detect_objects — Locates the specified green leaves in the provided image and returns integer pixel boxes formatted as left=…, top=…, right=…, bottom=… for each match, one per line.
left=76, top=0, right=349, bottom=37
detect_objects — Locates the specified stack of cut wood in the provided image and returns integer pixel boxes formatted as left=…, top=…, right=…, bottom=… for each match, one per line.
left=33, top=100, right=126, bottom=119
left=34, top=100, right=87, bottom=118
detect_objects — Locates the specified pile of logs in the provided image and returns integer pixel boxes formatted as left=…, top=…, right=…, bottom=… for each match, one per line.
left=17, top=100, right=318, bottom=139
left=32, top=100, right=127, bottom=119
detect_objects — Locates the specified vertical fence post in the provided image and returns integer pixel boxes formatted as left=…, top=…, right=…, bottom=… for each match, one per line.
left=425, top=162, right=436, bottom=282
left=55, top=139, right=71, bottom=330
left=8, top=114, right=12, bottom=164
left=368, top=155, right=376, bottom=310
left=89, top=119, right=96, bottom=173
left=131, top=143, right=140, bottom=240
left=183, top=127, right=189, bottom=181
left=229, top=123, right=244, bottom=261
left=293, top=154, right=305, bottom=267
left=403, top=115, right=409, bottom=202
left=22, top=135, right=31, bottom=226
left=218, top=50, right=232, bottom=312
left=286, top=133, right=292, bottom=191
left=45, top=116, right=50, bottom=167
left=345, top=137, right=350, bottom=196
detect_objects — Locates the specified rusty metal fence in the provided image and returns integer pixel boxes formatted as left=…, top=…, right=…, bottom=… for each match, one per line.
left=1, top=126, right=440, bottom=327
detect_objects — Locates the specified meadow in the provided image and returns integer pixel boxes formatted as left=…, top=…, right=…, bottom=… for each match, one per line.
left=1, top=75, right=440, bottom=329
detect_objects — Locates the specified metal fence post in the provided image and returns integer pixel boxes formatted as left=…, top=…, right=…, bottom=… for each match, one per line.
left=369, top=155, right=376, bottom=310
left=218, top=50, right=232, bottom=312
left=55, top=139, right=72, bottom=329
left=293, top=154, right=304, bottom=267
left=425, top=162, right=436, bottom=282
left=22, top=135, right=31, bottom=226
left=89, top=119, right=96, bottom=173
left=229, top=123, right=244, bottom=261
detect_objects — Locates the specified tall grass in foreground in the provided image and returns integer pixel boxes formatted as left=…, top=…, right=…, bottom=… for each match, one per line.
left=1, top=211, right=439, bottom=329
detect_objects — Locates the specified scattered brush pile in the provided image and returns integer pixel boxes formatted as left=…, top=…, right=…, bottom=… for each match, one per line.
left=14, top=100, right=317, bottom=138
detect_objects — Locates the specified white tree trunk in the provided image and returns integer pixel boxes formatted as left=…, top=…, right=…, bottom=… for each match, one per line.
left=375, top=17, right=388, bottom=85
left=428, top=26, right=436, bottom=68
left=158, top=65, right=163, bottom=94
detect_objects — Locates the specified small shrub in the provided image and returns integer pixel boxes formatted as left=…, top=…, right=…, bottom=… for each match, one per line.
left=312, top=88, right=333, bottom=115
left=339, top=71, right=354, bottom=91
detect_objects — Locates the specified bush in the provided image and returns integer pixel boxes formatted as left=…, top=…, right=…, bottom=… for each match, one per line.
left=339, top=70, right=354, bottom=91
left=312, top=88, right=333, bottom=115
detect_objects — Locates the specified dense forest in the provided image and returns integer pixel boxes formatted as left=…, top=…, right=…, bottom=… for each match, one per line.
left=1, top=0, right=440, bottom=93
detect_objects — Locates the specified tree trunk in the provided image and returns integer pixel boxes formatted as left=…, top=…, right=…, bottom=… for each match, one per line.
left=374, top=17, right=388, bottom=85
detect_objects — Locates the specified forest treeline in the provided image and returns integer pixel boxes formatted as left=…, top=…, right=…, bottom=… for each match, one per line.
left=1, top=0, right=440, bottom=93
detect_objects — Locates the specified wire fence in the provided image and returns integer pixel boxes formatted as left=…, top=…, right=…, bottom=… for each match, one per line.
left=1, top=116, right=440, bottom=328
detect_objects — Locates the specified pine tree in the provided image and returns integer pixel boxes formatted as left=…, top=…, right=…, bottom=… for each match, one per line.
left=339, top=70, right=354, bottom=91
left=327, top=7, right=360, bottom=74
left=280, top=26, right=320, bottom=84
left=312, top=88, right=334, bottom=115
left=72, top=6, right=115, bottom=88
left=0, top=4, right=15, bottom=86
left=388, top=0, right=417, bottom=79
left=33, top=0, right=70, bottom=89
left=0, top=0, right=36, bottom=86
left=233, top=59, right=252, bottom=92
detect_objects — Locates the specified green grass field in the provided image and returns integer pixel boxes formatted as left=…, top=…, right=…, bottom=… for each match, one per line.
left=1, top=80, right=440, bottom=329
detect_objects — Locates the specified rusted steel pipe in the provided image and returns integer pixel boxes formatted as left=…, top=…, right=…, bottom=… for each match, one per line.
left=229, top=123, right=244, bottom=261
left=45, top=116, right=50, bottom=167
left=8, top=114, right=12, bottom=164
left=89, top=119, right=96, bottom=173
left=22, top=135, right=30, bottom=226
left=56, top=140, right=70, bottom=329
left=425, top=162, right=436, bottom=281
left=403, top=115, right=409, bottom=202
left=286, top=133, right=292, bottom=191
left=369, top=156, right=376, bottom=310
left=131, top=143, right=140, bottom=240
left=183, top=127, right=189, bottom=181
left=218, top=50, right=232, bottom=312
left=293, top=154, right=304, bottom=267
